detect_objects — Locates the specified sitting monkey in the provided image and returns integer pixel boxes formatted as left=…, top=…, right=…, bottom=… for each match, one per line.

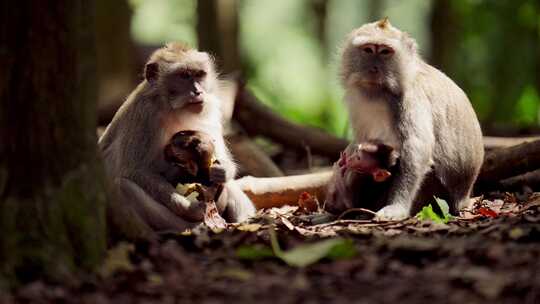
left=338, top=18, right=484, bottom=219
left=99, top=43, right=255, bottom=233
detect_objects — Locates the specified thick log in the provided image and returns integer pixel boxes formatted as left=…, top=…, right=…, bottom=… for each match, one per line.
left=499, top=169, right=540, bottom=191
left=478, top=139, right=540, bottom=184
left=483, top=136, right=540, bottom=150
left=236, top=171, right=332, bottom=209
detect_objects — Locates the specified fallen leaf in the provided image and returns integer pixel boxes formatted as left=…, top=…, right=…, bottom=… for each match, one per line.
left=236, top=244, right=274, bottom=260
left=280, top=216, right=295, bottom=230
left=204, top=201, right=227, bottom=230
left=478, top=207, right=498, bottom=218
left=99, top=242, right=135, bottom=278
left=297, top=192, right=319, bottom=212
left=236, top=223, right=262, bottom=232
left=269, top=229, right=357, bottom=267
left=416, top=197, right=453, bottom=224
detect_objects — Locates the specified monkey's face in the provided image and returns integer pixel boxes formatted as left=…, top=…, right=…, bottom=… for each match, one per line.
left=162, top=67, right=209, bottom=110
left=341, top=18, right=418, bottom=97
left=145, top=46, right=217, bottom=111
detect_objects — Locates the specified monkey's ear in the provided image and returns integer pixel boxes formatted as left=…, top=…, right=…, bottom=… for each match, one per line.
left=144, top=62, right=159, bottom=83
left=402, top=34, right=418, bottom=54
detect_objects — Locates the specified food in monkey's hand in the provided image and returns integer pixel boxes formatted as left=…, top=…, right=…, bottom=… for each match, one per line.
left=164, top=130, right=227, bottom=227
left=324, top=142, right=399, bottom=216
left=176, top=183, right=227, bottom=229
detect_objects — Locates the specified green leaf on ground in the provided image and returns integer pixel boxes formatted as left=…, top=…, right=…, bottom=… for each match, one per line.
left=236, top=244, right=274, bottom=260
left=270, top=229, right=357, bottom=267
left=416, top=197, right=453, bottom=224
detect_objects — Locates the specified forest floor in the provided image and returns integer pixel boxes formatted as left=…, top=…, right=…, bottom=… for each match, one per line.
left=3, top=192, right=540, bottom=304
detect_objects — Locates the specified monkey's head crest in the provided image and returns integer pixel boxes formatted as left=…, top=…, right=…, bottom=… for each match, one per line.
left=377, top=17, right=391, bottom=29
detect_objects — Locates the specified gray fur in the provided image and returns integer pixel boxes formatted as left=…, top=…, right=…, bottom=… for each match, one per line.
left=99, top=44, right=255, bottom=231
left=338, top=20, right=484, bottom=220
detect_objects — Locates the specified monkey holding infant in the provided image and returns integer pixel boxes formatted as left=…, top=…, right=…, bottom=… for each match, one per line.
left=99, top=43, right=255, bottom=233
left=325, top=18, right=484, bottom=220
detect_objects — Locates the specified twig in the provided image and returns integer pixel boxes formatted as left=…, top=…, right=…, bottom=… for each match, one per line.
left=337, top=208, right=377, bottom=220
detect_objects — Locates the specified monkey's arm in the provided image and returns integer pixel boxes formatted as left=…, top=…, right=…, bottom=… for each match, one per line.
left=376, top=104, right=434, bottom=220
left=116, top=177, right=197, bottom=232
left=131, top=171, right=206, bottom=222
left=217, top=180, right=256, bottom=222
left=213, top=137, right=238, bottom=180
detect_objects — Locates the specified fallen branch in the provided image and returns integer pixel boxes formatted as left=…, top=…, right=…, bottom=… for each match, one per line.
left=478, top=139, right=540, bottom=185
left=498, top=169, right=540, bottom=192
left=236, top=171, right=332, bottom=209
left=233, top=87, right=348, bottom=158
left=483, top=136, right=540, bottom=150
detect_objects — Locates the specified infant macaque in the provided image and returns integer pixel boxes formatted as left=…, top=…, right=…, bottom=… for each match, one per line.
left=325, top=142, right=399, bottom=215
left=163, top=130, right=223, bottom=202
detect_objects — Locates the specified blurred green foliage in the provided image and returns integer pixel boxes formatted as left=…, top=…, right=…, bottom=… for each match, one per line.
left=129, top=0, right=540, bottom=135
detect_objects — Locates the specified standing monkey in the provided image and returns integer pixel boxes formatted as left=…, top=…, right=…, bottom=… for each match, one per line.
left=99, top=43, right=255, bottom=232
left=332, top=18, right=484, bottom=220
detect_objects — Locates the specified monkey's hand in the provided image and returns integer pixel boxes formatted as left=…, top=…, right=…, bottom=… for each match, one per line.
left=375, top=203, right=409, bottom=221
left=209, top=163, right=227, bottom=184
left=170, top=192, right=206, bottom=221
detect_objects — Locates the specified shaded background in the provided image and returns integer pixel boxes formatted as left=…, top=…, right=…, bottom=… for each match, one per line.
left=98, top=0, right=540, bottom=138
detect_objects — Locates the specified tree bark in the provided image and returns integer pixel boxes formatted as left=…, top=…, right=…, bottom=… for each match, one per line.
left=196, top=0, right=240, bottom=73
left=95, top=0, right=137, bottom=124
left=429, top=0, right=459, bottom=73
left=0, top=0, right=106, bottom=285
left=477, top=139, right=540, bottom=186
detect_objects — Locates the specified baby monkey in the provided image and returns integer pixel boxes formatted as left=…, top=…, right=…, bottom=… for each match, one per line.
left=99, top=43, right=255, bottom=232
left=325, top=142, right=399, bottom=216
left=163, top=130, right=223, bottom=201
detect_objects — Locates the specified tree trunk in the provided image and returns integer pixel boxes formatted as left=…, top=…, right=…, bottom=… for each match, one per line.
left=0, top=0, right=106, bottom=286
left=429, top=0, right=459, bottom=73
left=196, top=0, right=240, bottom=73
left=95, top=0, right=137, bottom=125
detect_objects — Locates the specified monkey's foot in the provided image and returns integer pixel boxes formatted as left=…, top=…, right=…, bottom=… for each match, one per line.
left=375, top=204, right=409, bottom=221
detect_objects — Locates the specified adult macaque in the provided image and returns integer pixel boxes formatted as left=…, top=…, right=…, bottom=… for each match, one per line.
left=336, top=18, right=484, bottom=220
left=325, top=142, right=399, bottom=215
left=99, top=43, right=255, bottom=232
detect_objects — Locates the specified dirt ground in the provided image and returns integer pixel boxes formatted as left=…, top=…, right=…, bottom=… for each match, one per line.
left=2, top=192, right=540, bottom=304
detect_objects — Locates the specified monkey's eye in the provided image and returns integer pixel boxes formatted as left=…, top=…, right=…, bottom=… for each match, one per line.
left=178, top=72, right=191, bottom=79
left=193, top=70, right=207, bottom=78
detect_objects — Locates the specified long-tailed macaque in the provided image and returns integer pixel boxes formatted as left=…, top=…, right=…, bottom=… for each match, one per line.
left=325, top=142, right=399, bottom=215
left=330, top=18, right=484, bottom=220
left=99, top=43, right=255, bottom=232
